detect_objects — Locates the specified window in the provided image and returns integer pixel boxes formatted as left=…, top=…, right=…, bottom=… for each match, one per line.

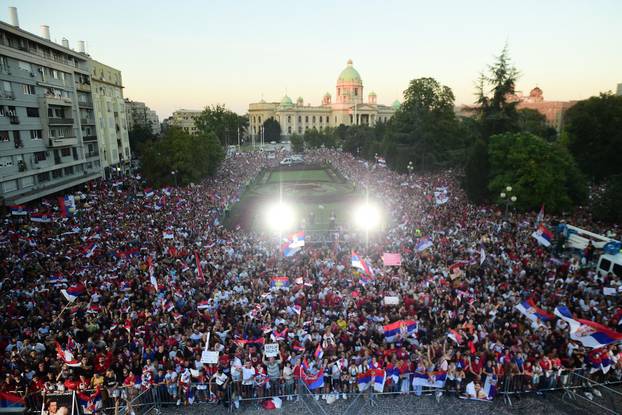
left=288, top=126, right=291, bottom=134
left=355, top=88, right=358, bottom=96
left=287, top=115, right=291, bottom=123
left=2, top=180, right=17, bottom=193
left=298, top=127, right=302, bottom=134
left=61, top=147, right=71, bottom=157
left=2, top=81, right=11, bottom=92
left=30, top=130, right=42, bottom=139
left=52, top=169, right=63, bottom=179
left=13, top=131, right=22, bottom=147
left=21, top=176, right=34, bottom=188
left=305, top=116, right=309, bottom=123
left=37, top=172, right=50, bottom=183
left=0, top=131, right=8, bottom=142
left=35, top=151, right=47, bottom=162
left=0, top=156, right=12, bottom=167
left=614, top=264, right=622, bottom=278
left=298, top=116, right=301, bottom=123
left=337, top=88, right=340, bottom=96
left=64, top=166, right=74, bottom=175
left=26, top=107, right=39, bottom=117
left=312, top=116, right=316, bottom=123
left=22, top=84, right=35, bottom=95
left=18, top=61, right=31, bottom=71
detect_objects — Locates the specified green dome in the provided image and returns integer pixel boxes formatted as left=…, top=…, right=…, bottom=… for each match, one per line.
left=337, top=59, right=362, bottom=83
left=392, top=100, right=401, bottom=110
left=280, top=95, right=293, bottom=108
left=369, top=91, right=377, bottom=96
left=324, top=92, right=331, bottom=97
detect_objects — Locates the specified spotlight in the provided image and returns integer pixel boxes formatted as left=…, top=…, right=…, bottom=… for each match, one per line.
left=265, top=202, right=295, bottom=232
left=353, top=202, right=381, bottom=230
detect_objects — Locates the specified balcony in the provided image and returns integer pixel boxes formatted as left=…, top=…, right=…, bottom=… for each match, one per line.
left=76, top=82, right=91, bottom=92
left=9, top=115, right=19, bottom=125
left=43, top=95, right=73, bottom=106
left=86, top=150, right=99, bottom=159
left=48, top=137, right=78, bottom=147
left=48, top=117, right=74, bottom=125
left=83, top=135, right=97, bottom=142
left=0, top=91, right=15, bottom=100
left=78, top=101, right=93, bottom=109
left=81, top=118, right=96, bottom=125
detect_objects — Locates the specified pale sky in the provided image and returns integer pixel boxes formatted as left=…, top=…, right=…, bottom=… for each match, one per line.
left=6, top=0, right=622, bottom=119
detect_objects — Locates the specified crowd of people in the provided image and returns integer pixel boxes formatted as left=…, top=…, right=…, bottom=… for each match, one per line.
left=1, top=148, right=621, bottom=412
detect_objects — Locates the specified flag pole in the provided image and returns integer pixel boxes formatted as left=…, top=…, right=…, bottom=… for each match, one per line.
left=52, top=302, right=72, bottom=325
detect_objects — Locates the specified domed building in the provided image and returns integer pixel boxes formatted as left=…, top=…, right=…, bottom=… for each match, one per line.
left=248, top=60, right=397, bottom=139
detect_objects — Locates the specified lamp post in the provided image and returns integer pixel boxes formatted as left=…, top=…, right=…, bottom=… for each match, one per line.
left=407, top=161, right=414, bottom=175
left=500, top=185, right=517, bottom=217
left=171, top=170, right=177, bottom=187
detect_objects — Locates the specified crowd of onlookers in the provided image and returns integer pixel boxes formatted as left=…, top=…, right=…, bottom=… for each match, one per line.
left=1, top=148, right=621, bottom=412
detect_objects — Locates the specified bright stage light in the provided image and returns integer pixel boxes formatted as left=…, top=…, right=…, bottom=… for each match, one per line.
left=353, top=202, right=381, bottom=230
left=265, top=202, right=295, bottom=231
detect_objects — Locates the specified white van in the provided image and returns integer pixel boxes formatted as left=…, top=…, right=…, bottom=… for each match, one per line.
left=597, top=254, right=622, bottom=278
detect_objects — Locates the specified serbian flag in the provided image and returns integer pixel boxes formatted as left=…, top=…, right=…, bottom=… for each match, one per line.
left=61, top=284, right=86, bottom=302
left=234, top=337, right=265, bottom=347
left=412, top=371, right=447, bottom=388
left=415, top=237, right=433, bottom=252
left=197, top=300, right=210, bottom=310
left=382, top=253, right=402, bottom=267
left=144, top=187, right=154, bottom=197
left=58, top=195, right=76, bottom=218
left=83, top=242, right=97, bottom=258
left=386, top=366, right=400, bottom=383
left=531, top=224, right=553, bottom=247
left=351, top=251, right=373, bottom=277
left=515, top=299, right=555, bottom=326
left=77, top=388, right=102, bottom=414
left=383, top=320, right=417, bottom=343
left=555, top=306, right=622, bottom=348
left=48, top=275, right=67, bottom=284
left=30, top=212, right=52, bottom=223
left=195, top=252, right=205, bottom=282
left=303, top=368, right=324, bottom=390
left=357, top=372, right=372, bottom=392
left=0, top=391, right=25, bottom=412
left=56, top=342, right=80, bottom=367
left=163, top=230, right=174, bottom=240
left=447, top=329, right=463, bottom=345
left=314, top=343, right=324, bottom=360
left=536, top=204, right=545, bottom=224
left=270, top=276, right=290, bottom=290
left=10, top=205, right=27, bottom=216
left=370, top=368, right=386, bottom=392
left=282, top=231, right=305, bottom=257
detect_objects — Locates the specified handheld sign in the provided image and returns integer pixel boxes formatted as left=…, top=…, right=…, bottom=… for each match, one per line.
left=264, top=343, right=279, bottom=357
left=201, top=350, right=219, bottom=364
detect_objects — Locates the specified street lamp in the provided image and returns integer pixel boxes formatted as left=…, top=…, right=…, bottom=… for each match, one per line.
left=407, top=161, right=414, bottom=175
left=171, top=170, right=177, bottom=187
left=500, top=186, right=517, bottom=217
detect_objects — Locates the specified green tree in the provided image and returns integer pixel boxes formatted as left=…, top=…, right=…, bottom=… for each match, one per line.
left=128, top=125, right=155, bottom=156
left=592, top=174, right=622, bottom=223
left=262, top=117, right=282, bottom=142
left=517, top=108, right=557, bottom=141
left=304, top=128, right=338, bottom=149
left=290, top=134, right=304, bottom=153
left=385, top=77, right=462, bottom=171
left=194, top=104, right=245, bottom=147
left=140, top=127, right=224, bottom=186
left=488, top=132, right=586, bottom=212
left=342, top=125, right=379, bottom=159
left=464, top=45, right=520, bottom=202
left=565, top=93, right=622, bottom=182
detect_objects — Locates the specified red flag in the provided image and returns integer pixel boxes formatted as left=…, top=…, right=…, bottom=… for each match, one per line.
left=195, top=251, right=205, bottom=282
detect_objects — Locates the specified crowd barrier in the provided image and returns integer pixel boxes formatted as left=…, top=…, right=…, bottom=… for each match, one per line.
left=15, top=368, right=622, bottom=414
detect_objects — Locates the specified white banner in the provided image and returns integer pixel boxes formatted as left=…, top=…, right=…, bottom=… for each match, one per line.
left=264, top=343, right=279, bottom=357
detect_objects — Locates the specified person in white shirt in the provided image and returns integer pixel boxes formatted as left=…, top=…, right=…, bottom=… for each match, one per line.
left=210, top=368, right=229, bottom=406
left=241, top=361, right=255, bottom=398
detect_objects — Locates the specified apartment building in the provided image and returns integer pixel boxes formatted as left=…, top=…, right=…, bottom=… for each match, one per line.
left=0, top=11, right=102, bottom=204
left=171, top=109, right=202, bottom=135
left=90, top=59, right=131, bottom=176
left=125, top=99, right=160, bottom=135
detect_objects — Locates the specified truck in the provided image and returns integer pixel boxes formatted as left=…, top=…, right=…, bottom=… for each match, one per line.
left=559, top=224, right=622, bottom=277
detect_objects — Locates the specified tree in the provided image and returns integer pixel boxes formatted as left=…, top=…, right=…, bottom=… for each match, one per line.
left=592, top=174, right=622, bottom=223
left=140, top=127, right=224, bottom=186
left=194, top=104, right=245, bottom=147
left=488, top=132, right=586, bottom=213
left=290, top=134, right=304, bottom=153
left=304, top=128, right=338, bottom=149
left=341, top=126, right=379, bottom=159
left=464, top=45, right=520, bottom=202
left=128, top=125, right=155, bottom=156
left=262, top=117, right=281, bottom=142
left=517, top=108, right=557, bottom=141
left=385, top=77, right=462, bottom=171
left=565, top=93, right=622, bottom=182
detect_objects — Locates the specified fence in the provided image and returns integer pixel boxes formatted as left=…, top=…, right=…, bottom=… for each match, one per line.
left=16, top=369, right=622, bottom=414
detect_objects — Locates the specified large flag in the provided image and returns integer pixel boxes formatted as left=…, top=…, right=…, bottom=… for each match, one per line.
left=415, top=237, right=433, bottom=252
left=434, top=187, right=449, bottom=205
left=370, top=369, right=386, bottom=392
left=531, top=224, right=553, bottom=247
left=314, top=343, right=324, bottom=360
left=48, top=275, right=67, bottom=284
left=282, top=231, right=305, bottom=257
left=351, top=251, right=373, bottom=277
left=536, top=204, right=544, bottom=224
left=303, top=368, right=324, bottom=390
left=357, top=372, right=372, bottom=392
left=58, top=195, right=76, bottom=218
left=30, top=212, right=52, bottom=223
left=447, top=329, right=463, bottom=345
left=55, top=342, right=80, bottom=367
left=0, top=391, right=25, bottom=412
left=515, top=299, right=555, bottom=326
left=9, top=205, right=27, bottom=216
left=382, top=252, right=402, bottom=267
left=555, top=306, right=622, bottom=348
left=412, top=371, right=447, bottom=388
left=61, top=284, right=86, bottom=302
left=270, top=276, right=290, bottom=290
left=77, top=388, right=102, bottom=414
left=383, top=320, right=417, bottom=343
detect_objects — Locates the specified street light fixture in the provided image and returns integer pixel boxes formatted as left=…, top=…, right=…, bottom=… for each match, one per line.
left=500, top=186, right=517, bottom=217
left=407, top=161, right=414, bottom=175
left=171, top=170, right=177, bottom=187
